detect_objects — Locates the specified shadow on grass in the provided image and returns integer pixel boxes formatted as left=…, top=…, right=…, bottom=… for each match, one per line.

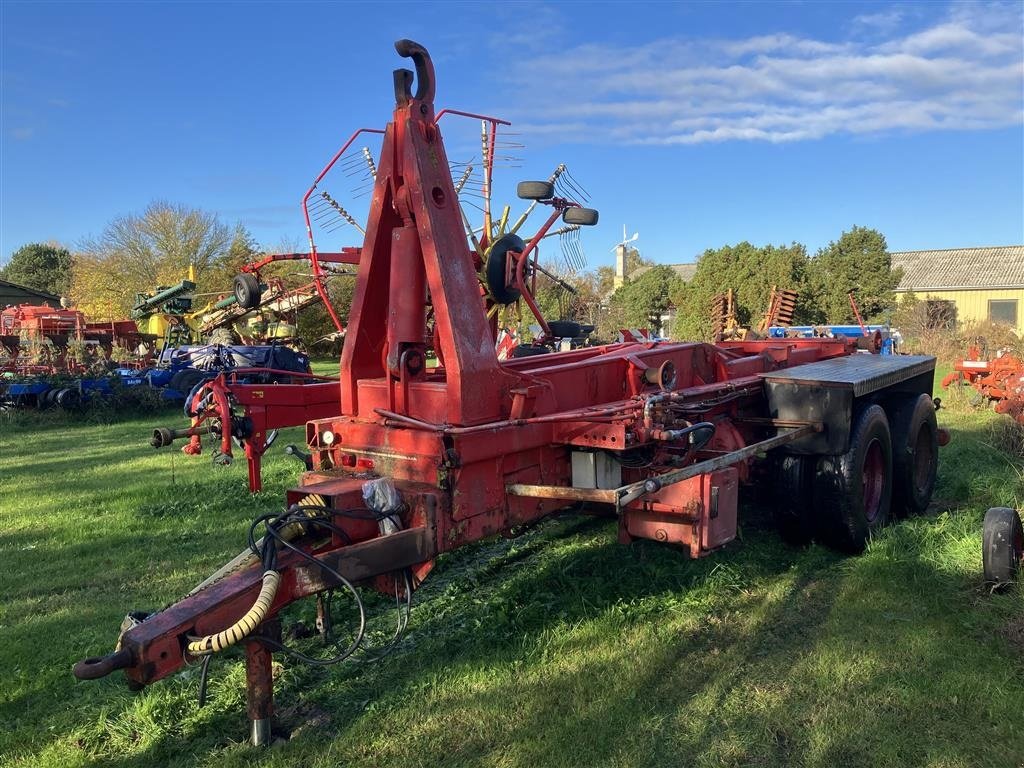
left=6, top=414, right=1024, bottom=767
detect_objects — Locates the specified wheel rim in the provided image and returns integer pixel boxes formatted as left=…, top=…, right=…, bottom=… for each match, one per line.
left=862, top=438, right=885, bottom=522
left=913, top=424, right=935, bottom=494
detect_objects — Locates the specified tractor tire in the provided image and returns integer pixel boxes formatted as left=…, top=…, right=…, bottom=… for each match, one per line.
left=207, top=327, right=236, bottom=346
left=517, top=181, right=554, bottom=200
left=512, top=344, right=550, bottom=358
left=486, top=234, right=526, bottom=305
left=547, top=320, right=583, bottom=339
left=813, top=403, right=894, bottom=553
left=233, top=273, right=262, bottom=310
left=169, top=368, right=206, bottom=397
left=563, top=207, right=599, bottom=226
left=983, top=507, right=1023, bottom=585
left=772, top=454, right=815, bottom=545
left=888, top=394, right=938, bottom=517
left=54, top=388, right=81, bottom=410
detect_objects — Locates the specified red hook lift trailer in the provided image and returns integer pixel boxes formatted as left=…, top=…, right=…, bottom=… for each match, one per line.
left=74, top=40, right=946, bottom=745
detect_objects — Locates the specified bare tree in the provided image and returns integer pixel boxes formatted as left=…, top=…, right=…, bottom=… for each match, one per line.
left=72, top=201, right=255, bottom=318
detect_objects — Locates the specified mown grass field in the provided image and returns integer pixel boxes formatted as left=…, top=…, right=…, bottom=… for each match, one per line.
left=1, top=367, right=1022, bottom=767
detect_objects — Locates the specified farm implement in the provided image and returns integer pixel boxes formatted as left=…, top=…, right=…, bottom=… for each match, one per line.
left=74, top=40, right=947, bottom=745
left=941, top=347, right=1024, bottom=424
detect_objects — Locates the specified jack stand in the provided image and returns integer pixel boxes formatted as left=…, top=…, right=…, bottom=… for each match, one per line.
left=244, top=620, right=280, bottom=747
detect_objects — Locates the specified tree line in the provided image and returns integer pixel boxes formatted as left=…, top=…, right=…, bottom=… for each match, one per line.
left=1, top=200, right=902, bottom=349
left=533, top=225, right=903, bottom=342
left=0, top=201, right=350, bottom=348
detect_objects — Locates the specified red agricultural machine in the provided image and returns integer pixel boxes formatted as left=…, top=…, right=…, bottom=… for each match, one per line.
left=0, top=303, right=149, bottom=374
left=75, top=41, right=948, bottom=745
left=941, top=347, right=1024, bottom=424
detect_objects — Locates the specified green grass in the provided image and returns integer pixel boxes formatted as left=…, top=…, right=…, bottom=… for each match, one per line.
left=1, top=376, right=1022, bottom=768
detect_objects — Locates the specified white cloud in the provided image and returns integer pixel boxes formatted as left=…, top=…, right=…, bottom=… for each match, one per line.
left=500, top=2, right=1023, bottom=145
left=852, top=9, right=905, bottom=34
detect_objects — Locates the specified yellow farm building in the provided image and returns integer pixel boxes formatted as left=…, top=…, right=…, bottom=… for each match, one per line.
left=891, top=245, right=1024, bottom=336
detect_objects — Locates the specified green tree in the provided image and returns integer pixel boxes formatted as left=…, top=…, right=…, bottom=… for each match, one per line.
left=0, top=242, right=73, bottom=296
left=297, top=274, right=356, bottom=352
left=672, top=242, right=811, bottom=340
left=806, top=226, right=902, bottom=324
left=608, top=264, right=685, bottom=335
left=71, top=201, right=253, bottom=318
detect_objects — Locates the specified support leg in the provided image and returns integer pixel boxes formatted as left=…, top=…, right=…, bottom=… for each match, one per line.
left=246, top=445, right=263, bottom=493
left=244, top=639, right=274, bottom=746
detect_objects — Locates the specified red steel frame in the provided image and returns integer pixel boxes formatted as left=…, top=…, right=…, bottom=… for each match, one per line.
left=75, top=40, right=871, bottom=735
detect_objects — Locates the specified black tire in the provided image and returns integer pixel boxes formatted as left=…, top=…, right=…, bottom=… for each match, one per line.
left=563, top=207, right=599, bottom=226
left=486, top=234, right=526, bottom=305
left=813, top=403, right=893, bottom=553
left=547, top=320, right=582, bottom=338
left=54, top=388, right=81, bottom=410
left=888, top=394, right=938, bottom=517
left=773, top=454, right=815, bottom=545
left=512, top=344, right=550, bottom=358
left=517, top=181, right=553, bottom=200
left=983, top=507, right=1023, bottom=585
left=233, top=273, right=262, bottom=310
left=169, top=368, right=206, bottom=397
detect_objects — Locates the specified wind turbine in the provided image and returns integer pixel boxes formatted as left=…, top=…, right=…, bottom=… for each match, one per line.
left=611, top=225, right=640, bottom=252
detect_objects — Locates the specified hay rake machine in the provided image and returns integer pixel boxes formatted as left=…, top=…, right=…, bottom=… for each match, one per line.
left=75, top=40, right=946, bottom=745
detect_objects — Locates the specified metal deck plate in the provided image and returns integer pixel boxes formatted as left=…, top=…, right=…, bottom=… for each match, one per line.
left=760, top=354, right=935, bottom=397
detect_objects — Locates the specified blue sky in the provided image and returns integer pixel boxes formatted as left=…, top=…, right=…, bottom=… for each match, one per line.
left=1, top=0, right=1022, bottom=274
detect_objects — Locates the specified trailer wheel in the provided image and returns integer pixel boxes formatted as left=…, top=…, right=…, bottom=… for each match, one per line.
left=773, top=454, right=814, bottom=545
left=888, top=394, right=938, bottom=517
left=813, top=403, right=893, bottom=553
left=233, top=273, right=262, bottom=310
left=983, top=507, right=1023, bottom=585
left=486, top=234, right=526, bottom=305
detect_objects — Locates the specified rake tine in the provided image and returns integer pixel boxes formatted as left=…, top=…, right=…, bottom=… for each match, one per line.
left=320, top=191, right=366, bottom=235
left=362, top=147, right=377, bottom=179
left=454, top=165, right=474, bottom=194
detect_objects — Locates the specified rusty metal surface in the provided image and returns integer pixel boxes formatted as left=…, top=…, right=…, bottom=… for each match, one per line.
left=245, top=640, right=274, bottom=721
left=508, top=424, right=819, bottom=508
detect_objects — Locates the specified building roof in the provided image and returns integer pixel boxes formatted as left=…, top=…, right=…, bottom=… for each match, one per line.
left=891, top=246, right=1024, bottom=291
left=0, top=279, right=62, bottom=306
left=632, top=263, right=699, bottom=282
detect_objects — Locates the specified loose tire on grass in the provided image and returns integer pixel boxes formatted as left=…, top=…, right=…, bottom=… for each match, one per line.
left=982, top=507, right=1023, bottom=585
left=772, top=454, right=815, bottom=545
left=813, top=403, right=893, bottom=553
left=888, top=393, right=938, bottom=517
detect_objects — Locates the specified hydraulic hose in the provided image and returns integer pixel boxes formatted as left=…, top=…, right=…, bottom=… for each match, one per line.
left=186, top=570, right=281, bottom=656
